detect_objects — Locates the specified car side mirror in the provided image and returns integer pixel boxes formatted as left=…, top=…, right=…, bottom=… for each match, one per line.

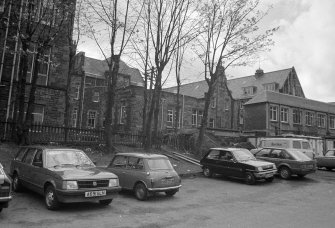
left=33, top=161, right=43, bottom=167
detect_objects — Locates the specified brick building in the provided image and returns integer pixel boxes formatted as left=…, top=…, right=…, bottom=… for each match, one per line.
left=0, top=0, right=76, bottom=126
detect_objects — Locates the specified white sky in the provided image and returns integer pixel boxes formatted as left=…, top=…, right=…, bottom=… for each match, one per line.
left=77, top=0, right=335, bottom=103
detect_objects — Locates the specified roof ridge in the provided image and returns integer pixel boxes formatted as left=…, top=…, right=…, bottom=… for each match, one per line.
left=228, top=67, right=293, bottom=81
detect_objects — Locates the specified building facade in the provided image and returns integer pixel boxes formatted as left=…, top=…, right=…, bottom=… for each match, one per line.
left=0, top=0, right=75, bottom=126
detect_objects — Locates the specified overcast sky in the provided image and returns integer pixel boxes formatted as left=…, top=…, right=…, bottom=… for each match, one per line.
left=78, top=0, right=335, bottom=103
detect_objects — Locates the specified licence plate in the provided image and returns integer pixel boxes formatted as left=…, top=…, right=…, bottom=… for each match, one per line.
left=265, top=173, right=273, bottom=178
left=85, top=190, right=106, bottom=197
left=162, top=178, right=174, bottom=185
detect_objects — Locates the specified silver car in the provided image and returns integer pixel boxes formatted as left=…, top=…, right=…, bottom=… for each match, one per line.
left=107, top=153, right=182, bottom=200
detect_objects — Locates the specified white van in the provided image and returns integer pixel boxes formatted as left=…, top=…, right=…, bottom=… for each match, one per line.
left=256, top=138, right=315, bottom=159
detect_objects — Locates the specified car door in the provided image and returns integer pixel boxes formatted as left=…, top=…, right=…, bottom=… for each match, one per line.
left=123, top=156, right=146, bottom=189
left=254, top=148, right=272, bottom=162
left=108, top=155, right=128, bottom=188
left=318, top=150, right=335, bottom=167
left=20, top=148, right=38, bottom=189
left=268, top=149, right=283, bottom=167
left=222, top=151, right=243, bottom=178
left=30, top=149, right=46, bottom=194
left=202, top=150, right=221, bottom=173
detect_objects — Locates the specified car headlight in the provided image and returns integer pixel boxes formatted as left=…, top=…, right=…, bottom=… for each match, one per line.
left=108, top=178, right=119, bottom=187
left=63, top=181, right=78, bottom=190
left=256, top=167, right=263, bottom=172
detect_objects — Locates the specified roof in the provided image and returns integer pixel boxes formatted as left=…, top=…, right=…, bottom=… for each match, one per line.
left=83, top=56, right=144, bottom=86
left=245, top=90, right=335, bottom=114
left=115, top=152, right=168, bottom=159
left=163, top=68, right=294, bottom=100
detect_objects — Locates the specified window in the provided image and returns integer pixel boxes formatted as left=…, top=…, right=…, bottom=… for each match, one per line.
left=26, top=45, right=50, bottom=86
left=305, top=112, right=314, bottom=126
left=239, top=101, right=245, bottom=109
left=192, top=109, right=197, bottom=126
left=74, top=84, right=80, bottom=100
left=23, top=148, right=37, bottom=165
left=87, top=110, right=97, bottom=128
left=120, top=105, right=127, bottom=124
left=280, top=107, right=289, bottom=123
left=71, top=108, right=78, bottom=127
left=15, top=148, right=28, bottom=161
left=209, top=118, right=215, bottom=128
left=198, top=110, right=203, bottom=126
left=207, top=150, right=220, bottom=160
left=239, top=114, right=244, bottom=125
left=330, top=116, right=335, bottom=129
left=210, top=97, right=216, bottom=108
left=269, top=149, right=282, bottom=158
left=0, top=1, right=5, bottom=13
left=255, top=148, right=271, bottom=157
left=110, top=155, right=127, bottom=168
left=92, top=92, right=99, bottom=102
left=243, top=86, right=256, bottom=96
left=293, top=141, right=301, bottom=149
left=167, top=109, right=173, bottom=127
left=37, top=0, right=57, bottom=26
left=33, top=149, right=43, bottom=165
left=270, top=106, right=278, bottom=121
left=293, top=109, right=302, bottom=124
left=32, top=104, right=44, bottom=124
left=317, top=114, right=326, bottom=128
left=263, top=83, right=276, bottom=91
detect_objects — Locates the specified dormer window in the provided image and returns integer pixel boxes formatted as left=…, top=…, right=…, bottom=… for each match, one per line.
left=243, top=86, right=257, bottom=96
left=263, top=83, right=277, bottom=91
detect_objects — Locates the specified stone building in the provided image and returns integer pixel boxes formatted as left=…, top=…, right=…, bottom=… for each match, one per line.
left=0, top=0, right=76, bottom=126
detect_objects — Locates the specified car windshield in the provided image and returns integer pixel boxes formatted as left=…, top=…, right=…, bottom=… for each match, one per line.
left=147, top=158, right=173, bottom=170
left=287, top=150, right=311, bottom=161
left=45, top=149, right=94, bottom=168
left=232, top=149, right=256, bottom=162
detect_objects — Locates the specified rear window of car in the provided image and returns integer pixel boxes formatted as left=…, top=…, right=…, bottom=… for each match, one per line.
left=206, top=150, right=220, bottom=159
left=293, top=141, right=301, bottom=149
left=147, top=158, right=173, bottom=170
left=287, top=150, right=311, bottom=161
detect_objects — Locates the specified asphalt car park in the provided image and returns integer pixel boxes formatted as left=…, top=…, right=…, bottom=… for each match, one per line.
left=2, top=170, right=335, bottom=228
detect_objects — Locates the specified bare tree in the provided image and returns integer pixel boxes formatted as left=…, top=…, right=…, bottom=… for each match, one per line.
left=83, top=0, right=144, bottom=152
left=193, top=0, right=278, bottom=154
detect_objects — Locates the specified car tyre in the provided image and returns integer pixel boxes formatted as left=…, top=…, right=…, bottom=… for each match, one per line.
left=99, top=199, right=113, bottom=206
left=203, top=167, right=213, bottom=177
left=279, top=166, right=291, bottom=179
left=12, top=173, right=23, bottom=192
left=245, top=172, right=256, bottom=185
left=134, top=183, right=148, bottom=201
left=45, top=185, right=60, bottom=210
left=265, top=177, right=274, bottom=182
left=165, top=189, right=178, bottom=197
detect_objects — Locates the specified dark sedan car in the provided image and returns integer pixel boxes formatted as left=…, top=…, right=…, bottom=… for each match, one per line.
left=316, top=149, right=335, bottom=170
left=253, top=147, right=316, bottom=179
left=0, top=162, right=12, bottom=213
left=9, top=146, right=121, bottom=210
left=200, top=148, right=277, bottom=184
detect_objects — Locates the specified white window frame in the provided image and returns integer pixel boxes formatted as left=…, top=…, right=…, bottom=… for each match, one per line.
left=198, top=110, right=203, bottom=126
left=92, top=91, right=99, bottom=102
left=317, top=114, right=326, bottom=128
left=280, top=107, right=289, bottom=123
left=74, top=84, right=80, bottom=100
left=120, top=105, right=126, bottom=124
left=192, top=109, right=197, bottom=126
left=263, top=83, right=276, bottom=91
left=270, top=105, right=278, bottom=121
left=209, top=118, right=215, bottom=128
left=87, top=110, right=97, bottom=128
left=71, top=108, right=78, bottom=127
left=329, top=116, right=335, bottom=129
left=167, top=109, right=173, bottom=126
left=26, top=45, right=50, bottom=86
left=31, top=104, right=44, bottom=124
left=293, top=109, right=302, bottom=124
left=243, top=87, right=254, bottom=95
left=305, top=111, right=314, bottom=126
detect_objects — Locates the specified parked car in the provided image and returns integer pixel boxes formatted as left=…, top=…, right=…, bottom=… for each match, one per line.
left=316, top=149, right=335, bottom=170
left=106, top=153, right=182, bottom=200
left=9, top=146, right=121, bottom=210
left=253, top=147, right=317, bottom=179
left=254, top=137, right=315, bottom=159
left=200, top=148, right=277, bottom=185
left=0, top=162, right=12, bottom=213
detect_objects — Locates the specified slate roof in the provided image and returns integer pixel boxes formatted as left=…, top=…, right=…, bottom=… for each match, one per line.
left=163, top=67, right=294, bottom=100
left=83, top=56, right=144, bottom=86
left=245, top=90, right=335, bottom=114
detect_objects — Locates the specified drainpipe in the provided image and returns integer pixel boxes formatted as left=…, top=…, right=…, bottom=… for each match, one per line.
left=182, top=94, right=184, bottom=129
left=79, top=72, right=86, bottom=128
left=0, top=0, right=12, bottom=83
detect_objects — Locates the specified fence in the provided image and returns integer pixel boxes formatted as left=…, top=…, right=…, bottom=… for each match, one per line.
left=0, top=122, right=144, bottom=147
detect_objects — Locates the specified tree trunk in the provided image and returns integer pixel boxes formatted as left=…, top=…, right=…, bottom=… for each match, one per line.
left=105, top=55, right=120, bottom=154
left=174, top=78, right=181, bottom=133
left=144, top=68, right=155, bottom=149
left=152, top=68, right=162, bottom=147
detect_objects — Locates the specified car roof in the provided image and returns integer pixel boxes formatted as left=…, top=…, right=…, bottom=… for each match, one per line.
left=19, top=145, right=82, bottom=151
left=209, top=147, right=249, bottom=152
left=115, top=152, right=168, bottom=159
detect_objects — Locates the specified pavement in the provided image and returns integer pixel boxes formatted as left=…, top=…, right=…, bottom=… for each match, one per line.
left=0, top=142, right=203, bottom=177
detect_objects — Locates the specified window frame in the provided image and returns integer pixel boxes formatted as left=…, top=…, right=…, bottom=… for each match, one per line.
left=192, top=109, right=197, bottom=127
left=293, top=109, right=302, bottom=124
left=305, top=111, right=314, bottom=126
left=317, top=113, right=326, bottom=128
left=269, top=105, right=278, bottom=122
left=87, top=110, right=97, bottom=128
left=329, top=116, right=335, bottom=129
left=280, top=107, right=289, bottom=123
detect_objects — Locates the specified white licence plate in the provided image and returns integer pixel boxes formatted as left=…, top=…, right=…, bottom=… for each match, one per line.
left=85, top=190, right=106, bottom=198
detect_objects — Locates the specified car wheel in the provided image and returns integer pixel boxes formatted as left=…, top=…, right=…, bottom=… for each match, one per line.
left=165, top=189, right=178, bottom=197
left=45, top=185, right=60, bottom=210
left=134, top=183, right=148, bottom=201
left=203, top=167, right=213, bottom=177
left=265, top=177, right=274, bottom=182
left=12, top=173, right=23, bottom=192
left=99, top=199, right=113, bottom=206
left=245, top=172, right=256, bottom=185
left=279, top=167, right=291, bottom=179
